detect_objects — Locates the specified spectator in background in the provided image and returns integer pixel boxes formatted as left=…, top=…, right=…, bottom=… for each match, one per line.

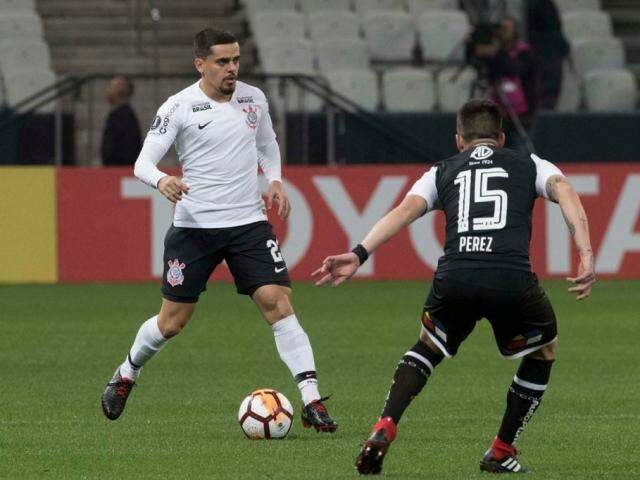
left=526, top=0, right=570, bottom=109
left=101, top=75, right=142, bottom=166
left=466, top=17, right=538, bottom=148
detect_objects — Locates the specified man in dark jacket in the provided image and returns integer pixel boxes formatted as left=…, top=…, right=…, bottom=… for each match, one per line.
left=101, top=76, right=142, bottom=166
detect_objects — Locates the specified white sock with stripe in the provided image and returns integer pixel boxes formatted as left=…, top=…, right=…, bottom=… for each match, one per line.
left=272, top=314, right=321, bottom=405
left=119, top=315, right=167, bottom=381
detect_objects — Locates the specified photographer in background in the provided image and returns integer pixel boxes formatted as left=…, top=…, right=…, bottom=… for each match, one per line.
left=465, top=17, right=538, bottom=150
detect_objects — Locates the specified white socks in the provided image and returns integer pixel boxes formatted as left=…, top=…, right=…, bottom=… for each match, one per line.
left=119, top=315, right=167, bottom=381
left=272, top=314, right=321, bottom=405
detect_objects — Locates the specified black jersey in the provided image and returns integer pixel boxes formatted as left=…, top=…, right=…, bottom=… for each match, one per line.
left=409, top=145, right=562, bottom=273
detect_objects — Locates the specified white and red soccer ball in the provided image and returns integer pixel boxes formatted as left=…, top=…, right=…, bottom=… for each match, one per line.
left=238, top=389, right=294, bottom=439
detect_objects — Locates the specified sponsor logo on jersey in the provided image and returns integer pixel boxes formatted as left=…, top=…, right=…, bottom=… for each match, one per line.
left=191, top=102, right=212, bottom=113
left=198, top=120, right=212, bottom=130
left=150, top=115, right=161, bottom=130
left=237, top=96, right=254, bottom=104
left=243, top=105, right=259, bottom=130
left=471, top=145, right=494, bottom=160
left=166, top=259, right=186, bottom=287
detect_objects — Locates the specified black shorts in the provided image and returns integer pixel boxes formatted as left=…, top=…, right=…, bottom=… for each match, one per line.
left=161, top=221, right=291, bottom=303
left=422, top=269, right=557, bottom=359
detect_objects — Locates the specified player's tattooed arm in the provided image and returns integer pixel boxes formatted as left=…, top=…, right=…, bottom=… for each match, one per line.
left=549, top=175, right=596, bottom=299
left=544, top=174, right=564, bottom=203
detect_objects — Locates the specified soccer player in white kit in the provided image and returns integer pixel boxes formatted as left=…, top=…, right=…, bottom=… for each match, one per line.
left=101, top=29, right=337, bottom=432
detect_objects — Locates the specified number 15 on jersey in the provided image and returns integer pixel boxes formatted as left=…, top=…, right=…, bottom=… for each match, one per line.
left=454, top=167, right=509, bottom=233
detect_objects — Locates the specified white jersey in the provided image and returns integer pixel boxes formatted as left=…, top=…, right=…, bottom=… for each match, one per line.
left=144, top=80, right=277, bottom=228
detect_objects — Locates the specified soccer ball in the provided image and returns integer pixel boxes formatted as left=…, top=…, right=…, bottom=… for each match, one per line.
left=237, top=389, right=294, bottom=439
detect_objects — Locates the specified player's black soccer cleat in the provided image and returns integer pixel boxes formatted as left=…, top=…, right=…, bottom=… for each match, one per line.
left=101, top=368, right=135, bottom=420
left=355, top=417, right=397, bottom=475
left=480, top=449, right=528, bottom=474
left=301, top=396, right=338, bottom=432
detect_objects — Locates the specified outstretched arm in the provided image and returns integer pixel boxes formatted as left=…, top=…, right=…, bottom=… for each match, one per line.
left=546, top=174, right=595, bottom=299
left=312, top=195, right=427, bottom=287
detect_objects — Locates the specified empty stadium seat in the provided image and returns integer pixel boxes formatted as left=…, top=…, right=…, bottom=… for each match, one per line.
left=556, top=64, right=581, bottom=112
left=572, top=37, right=625, bottom=76
left=325, top=69, right=379, bottom=111
left=267, top=78, right=325, bottom=113
left=252, top=12, right=306, bottom=42
left=407, top=0, right=459, bottom=14
left=354, top=0, right=406, bottom=13
left=363, top=12, right=416, bottom=62
left=383, top=68, right=435, bottom=112
left=417, top=10, right=468, bottom=62
left=0, top=0, right=36, bottom=13
left=242, top=0, right=297, bottom=17
left=316, top=38, right=369, bottom=73
left=436, top=67, right=477, bottom=111
left=299, top=0, right=352, bottom=13
left=0, top=40, right=51, bottom=73
left=4, top=68, right=56, bottom=112
left=308, top=11, right=360, bottom=42
left=554, top=0, right=600, bottom=12
left=584, top=69, right=638, bottom=112
left=259, top=39, right=315, bottom=75
left=562, top=11, right=612, bottom=43
left=0, top=13, right=43, bottom=41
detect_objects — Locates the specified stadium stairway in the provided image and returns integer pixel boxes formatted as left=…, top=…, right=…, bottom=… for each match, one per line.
left=36, top=0, right=254, bottom=165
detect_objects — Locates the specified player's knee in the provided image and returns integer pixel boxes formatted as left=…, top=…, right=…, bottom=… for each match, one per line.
left=158, top=302, right=195, bottom=338
left=254, top=286, right=293, bottom=320
left=526, top=339, right=557, bottom=362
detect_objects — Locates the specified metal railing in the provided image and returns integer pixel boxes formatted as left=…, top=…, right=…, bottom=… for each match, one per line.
left=0, top=72, right=444, bottom=166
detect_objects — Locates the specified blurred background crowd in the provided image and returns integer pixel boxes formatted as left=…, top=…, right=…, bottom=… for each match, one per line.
left=0, top=0, right=638, bottom=167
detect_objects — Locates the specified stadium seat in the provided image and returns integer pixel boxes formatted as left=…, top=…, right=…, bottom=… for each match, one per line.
left=556, top=64, right=581, bottom=112
left=259, top=38, right=315, bottom=75
left=0, top=40, right=51, bottom=73
left=0, top=13, right=43, bottom=41
left=3, top=68, right=56, bottom=112
left=571, top=37, right=625, bottom=76
left=325, top=69, right=379, bottom=111
left=562, top=11, right=612, bottom=43
left=316, top=38, right=370, bottom=73
left=251, top=12, right=306, bottom=42
left=407, top=0, right=459, bottom=14
left=554, top=0, right=600, bottom=12
left=299, top=0, right=352, bottom=13
left=354, top=0, right=406, bottom=13
left=266, top=78, right=325, bottom=113
left=383, top=68, right=435, bottom=112
left=584, top=69, right=638, bottom=112
left=0, top=0, right=36, bottom=13
left=436, top=66, right=477, bottom=111
left=308, top=11, right=360, bottom=42
left=241, top=0, right=297, bottom=17
left=363, top=12, right=416, bottom=62
left=417, top=10, right=469, bottom=62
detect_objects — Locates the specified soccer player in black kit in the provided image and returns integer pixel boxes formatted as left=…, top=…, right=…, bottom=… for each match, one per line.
left=313, top=100, right=595, bottom=474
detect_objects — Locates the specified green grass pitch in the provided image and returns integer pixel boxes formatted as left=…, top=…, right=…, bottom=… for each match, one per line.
left=2, top=280, right=639, bottom=479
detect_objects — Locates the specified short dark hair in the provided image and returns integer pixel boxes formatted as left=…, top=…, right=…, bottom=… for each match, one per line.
left=456, top=99, right=503, bottom=141
left=194, top=29, right=238, bottom=58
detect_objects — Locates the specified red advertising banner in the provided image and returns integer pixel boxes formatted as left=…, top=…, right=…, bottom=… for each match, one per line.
left=57, top=164, right=640, bottom=282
